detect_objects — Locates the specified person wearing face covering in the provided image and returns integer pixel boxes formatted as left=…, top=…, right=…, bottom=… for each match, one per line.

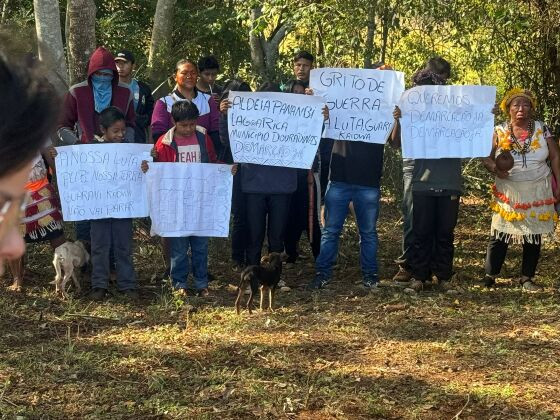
left=59, top=47, right=136, bottom=144
left=58, top=47, right=136, bottom=245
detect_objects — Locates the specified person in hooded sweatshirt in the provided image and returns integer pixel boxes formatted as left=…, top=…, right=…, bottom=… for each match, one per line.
left=58, top=46, right=136, bottom=245
left=59, top=47, right=136, bottom=145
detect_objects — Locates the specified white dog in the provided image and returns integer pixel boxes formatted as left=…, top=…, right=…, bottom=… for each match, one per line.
left=52, top=241, right=90, bottom=297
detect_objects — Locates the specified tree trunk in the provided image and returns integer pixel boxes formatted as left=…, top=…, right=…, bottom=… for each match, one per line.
left=364, top=3, right=377, bottom=68
left=148, top=0, right=177, bottom=83
left=380, top=7, right=391, bottom=64
left=315, top=23, right=325, bottom=68
left=249, top=7, right=289, bottom=82
left=67, top=0, right=96, bottom=86
left=1, top=0, right=10, bottom=24
left=33, top=0, right=68, bottom=93
left=249, top=8, right=266, bottom=80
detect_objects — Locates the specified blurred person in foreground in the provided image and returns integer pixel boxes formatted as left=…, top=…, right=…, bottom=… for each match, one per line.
left=0, top=51, right=60, bottom=281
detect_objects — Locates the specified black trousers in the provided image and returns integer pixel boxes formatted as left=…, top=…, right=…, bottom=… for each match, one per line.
left=284, top=170, right=321, bottom=262
left=231, top=172, right=247, bottom=265
left=484, top=236, right=541, bottom=278
left=410, top=193, right=460, bottom=281
left=245, top=193, right=291, bottom=265
left=319, top=138, right=334, bottom=200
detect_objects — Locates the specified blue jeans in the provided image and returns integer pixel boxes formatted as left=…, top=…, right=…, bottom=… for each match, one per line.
left=315, top=181, right=380, bottom=279
left=170, top=236, right=209, bottom=290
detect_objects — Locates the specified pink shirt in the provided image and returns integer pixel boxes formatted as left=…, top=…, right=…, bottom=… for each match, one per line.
left=175, top=134, right=202, bottom=163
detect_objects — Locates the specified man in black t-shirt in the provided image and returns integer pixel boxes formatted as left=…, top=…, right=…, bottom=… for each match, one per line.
left=309, top=66, right=400, bottom=290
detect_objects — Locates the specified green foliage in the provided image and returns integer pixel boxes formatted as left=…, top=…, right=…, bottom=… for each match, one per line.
left=4, top=0, right=560, bottom=195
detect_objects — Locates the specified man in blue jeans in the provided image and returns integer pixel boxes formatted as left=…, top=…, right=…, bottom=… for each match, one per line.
left=310, top=109, right=401, bottom=289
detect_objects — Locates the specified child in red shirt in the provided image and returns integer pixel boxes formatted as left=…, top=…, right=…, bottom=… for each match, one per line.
left=142, top=101, right=224, bottom=296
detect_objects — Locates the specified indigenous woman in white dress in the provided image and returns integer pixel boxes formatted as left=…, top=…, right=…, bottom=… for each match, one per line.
left=482, top=88, right=560, bottom=291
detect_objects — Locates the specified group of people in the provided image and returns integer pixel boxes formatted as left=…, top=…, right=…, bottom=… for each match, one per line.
left=1, top=46, right=558, bottom=301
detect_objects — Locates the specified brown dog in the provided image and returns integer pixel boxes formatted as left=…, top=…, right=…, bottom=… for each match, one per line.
left=235, top=252, right=284, bottom=314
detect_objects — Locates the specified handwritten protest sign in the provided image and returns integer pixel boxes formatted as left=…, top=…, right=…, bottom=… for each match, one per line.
left=146, top=163, right=233, bottom=238
left=399, top=85, right=496, bottom=159
left=227, top=91, right=325, bottom=169
left=55, top=144, right=151, bottom=221
left=310, top=68, right=405, bottom=143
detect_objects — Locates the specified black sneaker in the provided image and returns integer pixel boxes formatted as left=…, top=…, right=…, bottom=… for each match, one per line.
left=121, top=289, right=139, bottom=300
left=309, top=273, right=330, bottom=290
left=88, top=288, right=107, bottom=301
left=478, top=275, right=495, bottom=288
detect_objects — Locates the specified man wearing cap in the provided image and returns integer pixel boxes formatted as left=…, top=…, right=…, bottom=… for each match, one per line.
left=115, top=49, right=154, bottom=143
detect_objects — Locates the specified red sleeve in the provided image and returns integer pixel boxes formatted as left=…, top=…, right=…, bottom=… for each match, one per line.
left=58, top=91, right=78, bottom=130
left=154, top=136, right=174, bottom=162
left=205, top=134, right=218, bottom=163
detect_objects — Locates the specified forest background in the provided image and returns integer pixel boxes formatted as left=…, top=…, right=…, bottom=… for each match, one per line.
left=4, top=0, right=560, bottom=193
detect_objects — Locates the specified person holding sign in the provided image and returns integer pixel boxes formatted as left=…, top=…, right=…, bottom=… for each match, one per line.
left=219, top=79, right=252, bottom=271
left=392, top=58, right=464, bottom=293
left=236, top=82, right=298, bottom=267
left=392, top=57, right=452, bottom=285
left=54, top=107, right=139, bottom=301
left=481, top=89, right=560, bottom=292
left=393, top=57, right=500, bottom=293
left=309, top=65, right=401, bottom=290
left=143, top=101, right=230, bottom=297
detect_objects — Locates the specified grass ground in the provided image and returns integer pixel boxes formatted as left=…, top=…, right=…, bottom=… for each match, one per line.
left=1, top=196, right=559, bottom=419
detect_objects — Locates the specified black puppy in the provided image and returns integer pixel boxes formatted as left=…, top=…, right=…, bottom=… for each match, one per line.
left=235, top=252, right=284, bottom=314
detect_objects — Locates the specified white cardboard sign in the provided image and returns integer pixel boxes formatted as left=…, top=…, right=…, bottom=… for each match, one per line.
left=399, top=85, right=496, bottom=158
left=310, top=67, right=405, bottom=143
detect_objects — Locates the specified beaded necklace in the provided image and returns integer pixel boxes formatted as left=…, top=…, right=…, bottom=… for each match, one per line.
left=507, top=119, right=534, bottom=167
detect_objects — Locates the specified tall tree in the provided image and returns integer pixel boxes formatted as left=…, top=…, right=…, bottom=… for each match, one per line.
left=363, top=2, right=377, bottom=68
left=33, top=0, right=68, bottom=92
left=249, top=6, right=290, bottom=82
left=67, top=0, right=96, bottom=85
left=148, top=0, right=177, bottom=83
